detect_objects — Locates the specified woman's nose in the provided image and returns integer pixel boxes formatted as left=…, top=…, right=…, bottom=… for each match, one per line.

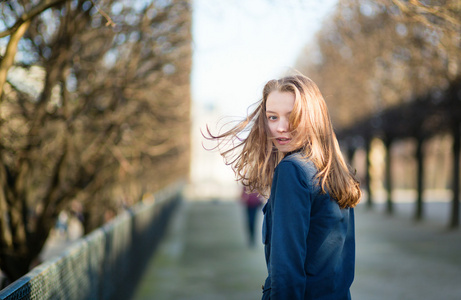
left=277, top=118, right=289, bottom=133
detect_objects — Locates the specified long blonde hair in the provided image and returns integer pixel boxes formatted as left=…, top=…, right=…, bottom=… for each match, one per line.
left=204, top=74, right=361, bottom=208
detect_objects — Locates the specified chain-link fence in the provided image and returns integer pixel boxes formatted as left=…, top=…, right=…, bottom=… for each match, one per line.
left=0, top=181, right=184, bottom=300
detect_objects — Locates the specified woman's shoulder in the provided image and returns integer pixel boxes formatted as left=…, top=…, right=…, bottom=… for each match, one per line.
left=280, top=152, right=316, bottom=171
left=277, top=152, right=317, bottom=181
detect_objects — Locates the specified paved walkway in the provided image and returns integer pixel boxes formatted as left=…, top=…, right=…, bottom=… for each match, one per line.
left=132, top=199, right=461, bottom=300
left=353, top=202, right=461, bottom=300
left=132, top=199, right=266, bottom=300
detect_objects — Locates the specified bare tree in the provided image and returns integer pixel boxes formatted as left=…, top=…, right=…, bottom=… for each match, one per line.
left=383, top=0, right=460, bottom=34
left=297, top=0, right=460, bottom=128
left=0, top=0, right=191, bottom=285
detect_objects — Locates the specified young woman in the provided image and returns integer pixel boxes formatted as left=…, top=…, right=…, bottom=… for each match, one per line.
left=205, top=74, right=361, bottom=299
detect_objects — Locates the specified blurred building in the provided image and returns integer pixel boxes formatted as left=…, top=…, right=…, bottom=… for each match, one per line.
left=186, top=101, right=240, bottom=200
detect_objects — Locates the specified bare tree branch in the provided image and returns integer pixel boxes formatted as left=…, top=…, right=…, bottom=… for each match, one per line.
left=386, top=0, right=460, bottom=32
left=0, top=20, right=30, bottom=99
left=0, top=0, right=67, bottom=39
left=89, top=0, right=116, bottom=27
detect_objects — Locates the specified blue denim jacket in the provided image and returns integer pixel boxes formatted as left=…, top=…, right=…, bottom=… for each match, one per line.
left=262, top=152, right=355, bottom=300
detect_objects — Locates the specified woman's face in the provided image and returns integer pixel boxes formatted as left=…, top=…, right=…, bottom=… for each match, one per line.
left=265, top=90, right=295, bottom=153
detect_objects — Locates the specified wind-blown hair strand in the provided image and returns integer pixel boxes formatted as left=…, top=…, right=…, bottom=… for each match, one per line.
left=203, top=74, right=361, bottom=208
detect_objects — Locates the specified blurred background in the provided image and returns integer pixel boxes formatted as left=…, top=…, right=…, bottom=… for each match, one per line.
left=0, top=0, right=460, bottom=298
left=190, top=0, right=339, bottom=199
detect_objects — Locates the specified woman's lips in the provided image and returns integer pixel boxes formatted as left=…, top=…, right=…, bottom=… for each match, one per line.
left=275, top=137, right=291, bottom=145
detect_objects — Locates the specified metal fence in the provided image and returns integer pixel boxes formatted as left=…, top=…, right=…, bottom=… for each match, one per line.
left=0, top=181, right=184, bottom=300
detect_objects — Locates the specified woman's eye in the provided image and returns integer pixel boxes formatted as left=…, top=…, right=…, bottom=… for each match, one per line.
left=267, top=115, right=277, bottom=121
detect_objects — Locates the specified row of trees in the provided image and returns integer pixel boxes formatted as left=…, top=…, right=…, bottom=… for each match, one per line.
left=0, top=0, right=191, bottom=285
left=298, top=0, right=459, bottom=129
left=297, top=0, right=460, bottom=223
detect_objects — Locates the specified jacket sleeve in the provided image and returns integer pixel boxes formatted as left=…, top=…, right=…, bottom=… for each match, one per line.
left=269, top=161, right=312, bottom=300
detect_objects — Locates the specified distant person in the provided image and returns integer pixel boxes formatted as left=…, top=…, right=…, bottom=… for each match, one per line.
left=205, top=74, right=361, bottom=299
left=56, top=210, right=69, bottom=240
left=240, top=186, right=264, bottom=247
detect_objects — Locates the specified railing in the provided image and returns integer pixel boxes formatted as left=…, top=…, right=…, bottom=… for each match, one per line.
left=0, top=181, right=185, bottom=300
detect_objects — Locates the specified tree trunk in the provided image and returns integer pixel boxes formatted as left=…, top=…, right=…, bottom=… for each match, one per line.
left=415, top=137, right=424, bottom=221
left=0, top=253, right=34, bottom=287
left=385, top=138, right=393, bottom=214
left=365, top=138, right=373, bottom=209
left=450, top=122, right=460, bottom=228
